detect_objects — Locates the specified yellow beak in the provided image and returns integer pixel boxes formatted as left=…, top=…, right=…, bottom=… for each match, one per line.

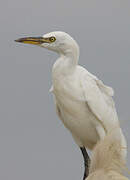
left=15, top=36, right=50, bottom=45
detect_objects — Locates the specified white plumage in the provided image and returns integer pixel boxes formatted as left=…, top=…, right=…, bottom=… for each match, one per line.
left=15, top=31, right=127, bottom=160
left=86, top=128, right=129, bottom=180
left=47, top=32, right=127, bottom=158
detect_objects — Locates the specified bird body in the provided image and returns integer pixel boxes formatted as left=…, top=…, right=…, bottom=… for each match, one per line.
left=51, top=55, right=124, bottom=150
left=52, top=63, right=100, bottom=148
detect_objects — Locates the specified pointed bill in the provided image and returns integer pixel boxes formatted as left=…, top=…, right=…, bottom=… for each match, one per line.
left=15, top=36, right=50, bottom=45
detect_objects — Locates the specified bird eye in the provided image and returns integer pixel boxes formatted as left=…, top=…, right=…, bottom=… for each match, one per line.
left=49, top=37, right=56, bottom=42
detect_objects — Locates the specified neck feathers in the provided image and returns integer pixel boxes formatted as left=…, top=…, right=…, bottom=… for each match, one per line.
left=60, top=40, right=80, bottom=66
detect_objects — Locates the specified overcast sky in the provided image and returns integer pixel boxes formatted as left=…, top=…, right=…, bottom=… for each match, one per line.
left=0, top=0, right=130, bottom=179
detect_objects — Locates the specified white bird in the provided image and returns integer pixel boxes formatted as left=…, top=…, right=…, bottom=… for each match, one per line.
left=15, top=31, right=127, bottom=179
left=86, top=128, right=128, bottom=180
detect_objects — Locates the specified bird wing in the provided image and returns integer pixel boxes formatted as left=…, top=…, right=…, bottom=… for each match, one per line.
left=80, top=71, right=119, bottom=134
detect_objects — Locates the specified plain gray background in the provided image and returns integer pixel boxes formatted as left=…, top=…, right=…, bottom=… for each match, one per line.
left=0, top=0, right=130, bottom=179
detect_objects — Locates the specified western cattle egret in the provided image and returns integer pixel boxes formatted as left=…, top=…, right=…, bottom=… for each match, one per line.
left=86, top=128, right=128, bottom=180
left=15, top=31, right=127, bottom=179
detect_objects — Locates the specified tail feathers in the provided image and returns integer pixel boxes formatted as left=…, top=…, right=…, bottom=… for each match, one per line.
left=89, top=128, right=126, bottom=174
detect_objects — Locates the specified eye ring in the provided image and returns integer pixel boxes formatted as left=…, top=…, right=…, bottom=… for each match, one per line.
left=49, top=37, right=56, bottom=42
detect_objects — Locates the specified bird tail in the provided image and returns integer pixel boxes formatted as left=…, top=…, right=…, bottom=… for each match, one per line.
left=89, top=128, right=127, bottom=175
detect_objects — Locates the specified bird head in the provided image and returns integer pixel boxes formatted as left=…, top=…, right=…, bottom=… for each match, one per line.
left=15, top=31, right=79, bottom=57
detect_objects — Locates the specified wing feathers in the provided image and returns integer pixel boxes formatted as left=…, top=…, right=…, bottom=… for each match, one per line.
left=80, top=72, right=119, bottom=133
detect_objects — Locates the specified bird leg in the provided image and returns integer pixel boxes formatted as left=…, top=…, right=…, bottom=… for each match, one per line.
left=80, top=147, right=90, bottom=180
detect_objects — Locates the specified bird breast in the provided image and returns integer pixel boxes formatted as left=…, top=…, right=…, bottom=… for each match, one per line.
left=52, top=73, right=100, bottom=148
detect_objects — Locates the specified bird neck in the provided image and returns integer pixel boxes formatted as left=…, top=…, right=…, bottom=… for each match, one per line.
left=52, top=42, right=79, bottom=76
left=52, top=53, right=78, bottom=77
left=59, top=43, right=80, bottom=66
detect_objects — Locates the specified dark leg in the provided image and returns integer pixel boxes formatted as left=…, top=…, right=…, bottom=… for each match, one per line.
left=80, top=147, right=90, bottom=180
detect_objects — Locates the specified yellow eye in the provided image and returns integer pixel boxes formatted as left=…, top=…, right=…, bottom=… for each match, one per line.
left=49, top=37, right=56, bottom=42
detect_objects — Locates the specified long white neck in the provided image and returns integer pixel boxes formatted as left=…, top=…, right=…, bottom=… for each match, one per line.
left=59, top=42, right=80, bottom=66
left=52, top=40, right=80, bottom=77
